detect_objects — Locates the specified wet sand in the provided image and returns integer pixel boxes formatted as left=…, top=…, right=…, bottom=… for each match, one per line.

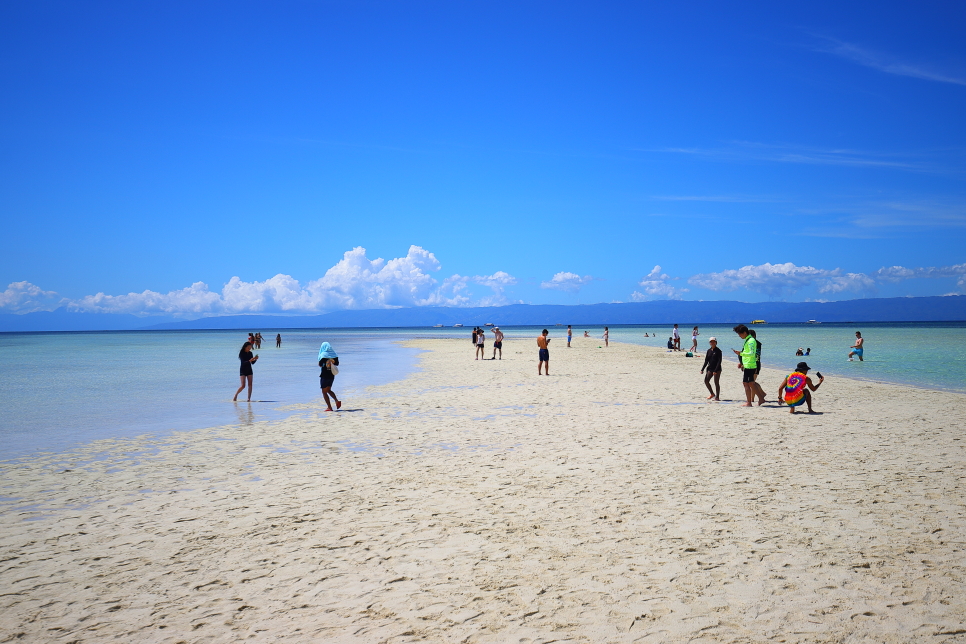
left=1, top=338, right=964, bottom=642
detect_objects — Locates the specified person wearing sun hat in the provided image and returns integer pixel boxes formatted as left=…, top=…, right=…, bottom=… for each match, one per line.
left=778, top=361, right=824, bottom=414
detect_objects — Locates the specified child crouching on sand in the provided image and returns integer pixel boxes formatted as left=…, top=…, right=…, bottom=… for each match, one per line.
left=778, top=361, right=824, bottom=414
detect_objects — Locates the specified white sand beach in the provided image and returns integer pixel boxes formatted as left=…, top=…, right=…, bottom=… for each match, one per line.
left=2, top=338, right=964, bottom=643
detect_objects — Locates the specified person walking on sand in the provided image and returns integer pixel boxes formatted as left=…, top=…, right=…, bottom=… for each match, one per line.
left=849, top=331, right=864, bottom=361
left=732, top=324, right=759, bottom=407
left=276, top=333, right=282, bottom=348
left=537, top=329, right=551, bottom=375
left=700, top=336, right=722, bottom=401
left=779, top=362, right=824, bottom=414
left=475, top=327, right=486, bottom=360
left=491, top=326, right=504, bottom=360
left=233, top=341, right=259, bottom=402
left=603, top=326, right=609, bottom=347
left=567, top=325, right=572, bottom=348
left=672, top=324, right=681, bottom=351
left=690, top=326, right=699, bottom=353
left=318, top=341, right=342, bottom=411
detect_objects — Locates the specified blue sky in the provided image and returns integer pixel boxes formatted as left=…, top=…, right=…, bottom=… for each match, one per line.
left=1, top=1, right=964, bottom=316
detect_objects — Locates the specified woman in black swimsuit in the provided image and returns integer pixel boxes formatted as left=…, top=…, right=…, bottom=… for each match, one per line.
left=318, top=341, right=341, bottom=411
left=233, top=342, right=258, bottom=402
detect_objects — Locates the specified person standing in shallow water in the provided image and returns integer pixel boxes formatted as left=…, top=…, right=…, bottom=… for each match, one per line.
left=318, top=342, right=341, bottom=411
left=849, top=331, right=864, bottom=361
left=276, top=333, right=282, bottom=348
left=233, top=342, right=258, bottom=402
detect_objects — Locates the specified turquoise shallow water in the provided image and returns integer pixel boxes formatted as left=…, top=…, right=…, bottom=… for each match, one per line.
left=601, top=321, right=966, bottom=393
left=0, top=329, right=425, bottom=458
left=2, top=322, right=964, bottom=459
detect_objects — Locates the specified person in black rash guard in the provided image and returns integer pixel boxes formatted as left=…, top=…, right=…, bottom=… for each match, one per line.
left=700, top=337, right=723, bottom=401
left=233, top=341, right=258, bottom=402
left=747, top=329, right=766, bottom=404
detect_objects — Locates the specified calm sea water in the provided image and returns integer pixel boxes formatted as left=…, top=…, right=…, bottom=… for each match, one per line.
left=609, top=321, right=966, bottom=393
left=0, top=329, right=426, bottom=458
left=2, top=322, right=964, bottom=459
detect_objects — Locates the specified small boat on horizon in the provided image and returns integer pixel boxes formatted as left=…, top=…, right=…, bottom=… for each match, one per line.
left=453, top=324, right=463, bottom=327
left=433, top=324, right=444, bottom=328
left=806, top=319, right=821, bottom=324
left=484, top=322, right=494, bottom=326
left=751, top=319, right=767, bottom=324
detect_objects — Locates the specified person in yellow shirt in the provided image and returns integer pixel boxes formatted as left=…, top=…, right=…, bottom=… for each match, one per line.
left=732, top=324, right=759, bottom=407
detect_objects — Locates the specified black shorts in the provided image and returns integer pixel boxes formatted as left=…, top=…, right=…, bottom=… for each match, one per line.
left=539, top=348, right=549, bottom=362
left=494, top=341, right=502, bottom=349
left=742, top=368, right=757, bottom=383
left=320, top=372, right=335, bottom=389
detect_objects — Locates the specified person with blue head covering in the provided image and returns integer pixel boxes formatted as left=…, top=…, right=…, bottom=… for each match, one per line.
left=318, top=342, right=341, bottom=411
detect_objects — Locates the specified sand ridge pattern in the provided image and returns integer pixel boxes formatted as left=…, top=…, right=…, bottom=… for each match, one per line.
left=1, top=339, right=965, bottom=643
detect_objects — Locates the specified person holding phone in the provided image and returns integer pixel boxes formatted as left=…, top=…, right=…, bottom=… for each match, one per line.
left=537, top=329, right=551, bottom=375
left=732, top=324, right=764, bottom=407
left=233, top=341, right=258, bottom=402
left=778, top=362, right=824, bottom=414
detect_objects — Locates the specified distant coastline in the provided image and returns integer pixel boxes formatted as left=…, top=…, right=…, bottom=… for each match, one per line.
left=1, top=294, right=964, bottom=333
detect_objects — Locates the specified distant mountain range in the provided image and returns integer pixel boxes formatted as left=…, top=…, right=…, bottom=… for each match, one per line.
left=2, top=295, right=964, bottom=332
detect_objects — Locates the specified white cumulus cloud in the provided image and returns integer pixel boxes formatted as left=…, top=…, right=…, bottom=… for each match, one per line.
left=70, top=281, right=224, bottom=315
left=540, top=272, right=592, bottom=293
left=874, top=263, right=966, bottom=291
left=6, top=246, right=519, bottom=317
left=631, top=265, right=688, bottom=301
left=688, top=262, right=877, bottom=297
left=0, top=281, right=63, bottom=313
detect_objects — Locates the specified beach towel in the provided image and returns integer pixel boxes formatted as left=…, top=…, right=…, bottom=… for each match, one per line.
left=784, top=371, right=807, bottom=407
left=318, top=342, right=338, bottom=361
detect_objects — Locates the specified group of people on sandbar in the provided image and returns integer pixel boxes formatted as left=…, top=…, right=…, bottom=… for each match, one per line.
left=472, top=326, right=505, bottom=360
left=232, top=334, right=343, bottom=411
left=698, top=324, right=824, bottom=413
left=667, top=324, right=701, bottom=353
